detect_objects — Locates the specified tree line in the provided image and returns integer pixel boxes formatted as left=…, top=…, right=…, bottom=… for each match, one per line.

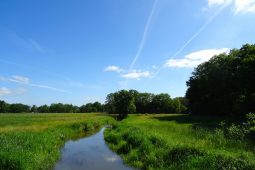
left=0, top=101, right=104, bottom=113
left=186, top=44, right=255, bottom=117
left=0, top=91, right=187, bottom=115
left=105, top=90, right=188, bottom=119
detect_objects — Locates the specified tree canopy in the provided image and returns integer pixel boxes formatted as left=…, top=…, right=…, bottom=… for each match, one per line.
left=186, top=44, right=255, bottom=117
left=105, top=90, right=187, bottom=118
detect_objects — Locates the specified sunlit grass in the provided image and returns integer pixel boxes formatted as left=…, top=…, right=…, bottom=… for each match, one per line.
left=0, top=113, right=115, bottom=170
left=105, top=114, right=255, bottom=170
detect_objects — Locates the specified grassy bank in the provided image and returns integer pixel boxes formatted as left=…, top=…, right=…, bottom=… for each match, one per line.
left=0, top=113, right=115, bottom=170
left=105, top=114, right=255, bottom=170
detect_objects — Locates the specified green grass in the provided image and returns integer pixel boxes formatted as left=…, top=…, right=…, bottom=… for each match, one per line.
left=105, top=114, right=255, bottom=170
left=0, top=113, right=115, bottom=170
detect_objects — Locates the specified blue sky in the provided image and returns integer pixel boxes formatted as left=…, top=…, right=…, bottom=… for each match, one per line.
left=0, top=0, right=255, bottom=106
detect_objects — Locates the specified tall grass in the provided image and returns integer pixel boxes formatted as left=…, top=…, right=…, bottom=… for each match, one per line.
left=104, top=114, right=255, bottom=170
left=0, top=113, right=115, bottom=170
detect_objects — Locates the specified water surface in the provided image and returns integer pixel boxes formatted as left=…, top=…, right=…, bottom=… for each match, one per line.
left=54, top=127, right=133, bottom=170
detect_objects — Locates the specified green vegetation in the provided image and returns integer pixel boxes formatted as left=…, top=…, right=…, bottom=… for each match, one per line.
left=0, top=113, right=115, bottom=170
left=105, top=90, right=187, bottom=119
left=0, top=101, right=104, bottom=113
left=105, top=114, right=255, bottom=170
left=1, top=44, right=254, bottom=170
left=186, top=44, right=255, bottom=117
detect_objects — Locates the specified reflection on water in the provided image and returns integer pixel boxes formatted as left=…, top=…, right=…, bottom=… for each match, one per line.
left=54, top=127, right=133, bottom=170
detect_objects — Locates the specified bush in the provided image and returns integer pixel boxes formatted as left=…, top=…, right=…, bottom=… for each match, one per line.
left=218, top=113, right=255, bottom=142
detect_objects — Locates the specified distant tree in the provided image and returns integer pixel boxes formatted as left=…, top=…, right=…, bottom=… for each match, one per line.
left=105, top=90, right=136, bottom=119
left=176, top=97, right=189, bottom=114
left=9, top=103, right=30, bottom=113
left=80, top=102, right=103, bottom=113
left=30, top=105, right=38, bottom=113
left=135, top=93, right=154, bottom=113
left=151, top=93, right=173, bottom=113
left=172, top=98, right=181, bottom=114
left=105, top=93, right=116, bottom=114
left=49, top=103, right=65, bottom=113
left=37, top=105, right=49, bottom=113
left=0, top=100, right=9, bottom=113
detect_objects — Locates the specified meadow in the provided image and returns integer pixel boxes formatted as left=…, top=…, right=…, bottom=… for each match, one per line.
left=0, top=113, right=115, bottom=170
left=105, top=114, right=255, bottom=170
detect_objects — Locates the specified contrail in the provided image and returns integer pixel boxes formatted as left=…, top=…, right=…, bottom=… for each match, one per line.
left=167, top=4, right=227, bottom=61
left=29, top=83, right=72, bottom=94
left=128, top=0, right=159, bottom=70
left=153, top=3, right=228, bottom=77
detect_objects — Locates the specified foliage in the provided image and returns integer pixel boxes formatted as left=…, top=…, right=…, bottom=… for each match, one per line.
left=0, top=100, right=104, bottom=113
left=186, top=44, right=255, bottom=117
left=105, top=114, right=255, bottom=170
left=106, top=90, right=136, bottom=119
left=218, top=113, right=255, bottom=141
left=80, top=102, right=104, bottom=113
left=105, top=90, right=187, bottom=117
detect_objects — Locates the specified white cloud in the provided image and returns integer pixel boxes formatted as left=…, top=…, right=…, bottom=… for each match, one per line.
left=0, top=87, right=27, bottom=96
left=165, top=48, right=229, bottom=68
left=208, top=0, right=228, bottom=6
left=104, top=66, right=124, bottom=73
left=207, top=0, right=255, bottom=14
left=121, top=70, right=151, bottom=79
left=234, top=0, right=255, bottom=14
left=0, top=75, right=70, bottom=93
left=105, top=66, right=152, bottom=80
left=9, top=75, right=30, bottom=84
left=0, top=87, right=12, bottom=96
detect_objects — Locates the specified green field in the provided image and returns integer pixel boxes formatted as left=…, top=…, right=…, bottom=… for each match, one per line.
left=105, top=114, right=255, bottom=170
left=0, top=113, right=115, bottom=170
left=1, top=113, right=254, bottom=170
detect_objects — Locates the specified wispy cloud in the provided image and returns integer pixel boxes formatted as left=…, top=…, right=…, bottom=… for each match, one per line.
left=29, top=83, right=71, bottom=93
left=29, top=39, right=45, bottom=53
left=128, top=0, right=159, bottom=70
left=0, top=75, right=71, bottom=93
left=9, top=75, right=30, bottom=84
left=121, top=70, right=151, bottom=80
left=208, top=0, right=230, bottom=6
left=0, top=87, right=12, bottom=96
left=104, top=65, right=124, bottom=73
left=10, top=33, right=45, bottom=53
left=207, top=0, right=255, bottom=14
left=165, top=48, right=229, bottom=68
left=0, top=87, right=27, bottom=96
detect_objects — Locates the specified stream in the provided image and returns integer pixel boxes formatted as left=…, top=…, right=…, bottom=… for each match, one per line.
left=54, top=127, right=133, bottom=170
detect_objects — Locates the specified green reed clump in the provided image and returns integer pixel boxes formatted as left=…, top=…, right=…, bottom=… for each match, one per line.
left=104, top=114, right=255, bottom=170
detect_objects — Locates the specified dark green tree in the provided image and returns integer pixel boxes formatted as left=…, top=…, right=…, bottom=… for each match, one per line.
left=30, top=105, right=38, bottom=113
left=0, top=100, right=9, bottom=113
left=37, top=105, right=49, bottom=113
left=151, top=93, right=173, bottom=113
left=105, top=90, right=136, bottom=119
left=186, top=44, right=255, bottom=117
left=9, top=103, right=30, bottom=113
